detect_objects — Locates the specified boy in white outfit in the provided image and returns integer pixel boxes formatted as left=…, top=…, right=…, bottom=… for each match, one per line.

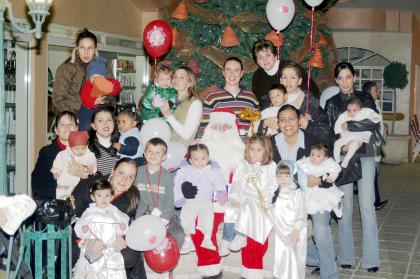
left=334, top=97, right=381, bottom=168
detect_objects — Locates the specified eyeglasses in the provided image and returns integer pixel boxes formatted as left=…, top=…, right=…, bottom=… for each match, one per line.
left=278, top=117, right=298, bottom=124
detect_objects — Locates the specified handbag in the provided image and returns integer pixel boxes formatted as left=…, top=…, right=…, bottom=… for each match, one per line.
left=35, top=197, right=75, bottom=225
left=335, top=156, right=362, bottom=186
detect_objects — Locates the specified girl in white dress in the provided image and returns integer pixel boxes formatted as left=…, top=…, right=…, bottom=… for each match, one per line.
left=297, top=144, right=344, bottom=218
left=228, top=135, right=278, bottom=279
left=273, top=161, right=307, bottom=279
left=74, top=179, right=129, bottom=279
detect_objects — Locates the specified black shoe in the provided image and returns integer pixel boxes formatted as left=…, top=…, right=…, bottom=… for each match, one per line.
left=375, top=200, right=389, bottom=211
left=367, top=267, right=379, bottom=273
left=311, top=267, right=320, bottom=276
left=341, top=264, right=352, bottom=269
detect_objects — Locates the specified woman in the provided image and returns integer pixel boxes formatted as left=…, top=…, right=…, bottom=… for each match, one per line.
left=272, top=104, right=339, bottom=279
left=324, top=62, right=380, bottom=273
left=161, top=66, right=203, bottom=148
left=280, top=61, right=331, bottom=144
left=72, top=158, right=146, bottom=279
left=52, top=29, right=115, bottom=117
left=32, top=111, right=86, bottom=200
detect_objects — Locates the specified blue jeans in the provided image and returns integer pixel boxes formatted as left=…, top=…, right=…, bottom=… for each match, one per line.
left=306, top=212, right=338, bottom=279
left=338, top=157, right=379, bottom=268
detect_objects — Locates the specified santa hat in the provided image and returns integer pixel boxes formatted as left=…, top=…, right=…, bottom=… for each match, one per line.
left=0, top=194, right=37, bottom=235
left=68, top=131, right=89, bottom=147
left=208, top=109, right=239, bottom=130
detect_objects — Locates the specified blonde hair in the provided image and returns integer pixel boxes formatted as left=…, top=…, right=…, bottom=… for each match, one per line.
left=175, top=66, right=198, bottom=100
left=244, top=135, right=273, bottom=165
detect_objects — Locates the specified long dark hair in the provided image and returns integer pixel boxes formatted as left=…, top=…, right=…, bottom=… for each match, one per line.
left=334, top=62, right=355, bottom=78
left=112, top=158, right=140, bottom=216
left=88, top=106, right=119, bottom=158
left=76, top=28, right=97, bottom=47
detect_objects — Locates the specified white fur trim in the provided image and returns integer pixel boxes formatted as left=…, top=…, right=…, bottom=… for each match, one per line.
left=241, top=266, right=264, bottom=279
left=209, top=112, right=236, bottom=125
left=197, top=263, right=223, bottom=277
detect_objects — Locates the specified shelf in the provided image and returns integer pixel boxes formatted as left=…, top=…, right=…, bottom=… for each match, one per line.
left=117, top=69, right=136, bottom=73
left=5, top=103, right=15, bottom=108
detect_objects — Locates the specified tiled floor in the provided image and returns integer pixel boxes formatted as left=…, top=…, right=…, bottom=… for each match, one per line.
left=215, top=162, right=420, bottom=278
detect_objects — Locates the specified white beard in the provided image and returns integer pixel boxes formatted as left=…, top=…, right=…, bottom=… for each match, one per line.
left=202, top=126, right=245, bottom=184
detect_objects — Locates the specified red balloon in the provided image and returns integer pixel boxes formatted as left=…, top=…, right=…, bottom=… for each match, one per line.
left=143, top=20, right=173, bottom=59
left=144, top=235, right=180, bottom=273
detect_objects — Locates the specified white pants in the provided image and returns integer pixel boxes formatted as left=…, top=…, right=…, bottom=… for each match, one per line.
left=180, top=200, right=214, bottom=238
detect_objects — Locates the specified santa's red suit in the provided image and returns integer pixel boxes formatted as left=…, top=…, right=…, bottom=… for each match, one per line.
left=191, top=111, right=244, bottom=277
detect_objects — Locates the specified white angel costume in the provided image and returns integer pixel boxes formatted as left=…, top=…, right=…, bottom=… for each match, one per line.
left=334, top=107, right=381, bottom=167
left=73, top=203, right=129, bottom=279
left=297, top=157, right=344, bottom=217
left=51, top=148, right=97, bottom=199
left=273, top=181, right=307, bottom=279
left=230, top=160, right=278, bottom=244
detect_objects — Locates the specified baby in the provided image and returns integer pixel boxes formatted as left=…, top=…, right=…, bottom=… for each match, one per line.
left=297, top=144, right=344, bottom=218
left=174, top=144, right=227, bottom=254
left=334, top=97, right=381, bottom=168
left=253, top=84, right=288, bottom=136
left=51, top=131, right=97, bottom=200
left=140, top=65, right=178, bottom=122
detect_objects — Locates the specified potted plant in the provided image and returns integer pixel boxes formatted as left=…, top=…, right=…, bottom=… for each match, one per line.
left=382, top=61, right=410, bottom=164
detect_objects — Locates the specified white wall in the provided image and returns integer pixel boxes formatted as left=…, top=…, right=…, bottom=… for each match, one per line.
left=333, top=31, right=412, bottom=135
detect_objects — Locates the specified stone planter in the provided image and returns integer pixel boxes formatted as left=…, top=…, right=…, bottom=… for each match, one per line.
left=382, top=134, right=410, bottom=164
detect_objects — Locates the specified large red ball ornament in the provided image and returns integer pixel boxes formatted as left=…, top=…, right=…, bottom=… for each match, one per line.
left=144, top=235, right=180, bottom=273
left=143, top=20, right=173, bottom=59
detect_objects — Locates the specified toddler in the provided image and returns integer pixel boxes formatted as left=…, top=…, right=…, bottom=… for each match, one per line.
left=140, top=65, right=177, bottom=122
left=113, top=109, right=144, bottom=166
left=222, top=135, right=277, bottom=279
left=334, top=97, right=381, bottom=168
left=297, top=144, right=344, bottom=217
left=174, top=144, right=227, bottom=254
left=73, top=179, right=129, bottom=279
left=273, top=161, right=307, bottom=279
left=79, top=56, right=122, bottom=131
left=253, top=84, right=288, bottom=136
left=51, top=131, right=97, bottom=200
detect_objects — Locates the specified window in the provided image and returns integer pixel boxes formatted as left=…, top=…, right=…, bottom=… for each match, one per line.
left=338, top=47, right=393, bottom=112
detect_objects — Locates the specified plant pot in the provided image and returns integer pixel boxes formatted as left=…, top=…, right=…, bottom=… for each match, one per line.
left=382, top=134, right=410, bottom=164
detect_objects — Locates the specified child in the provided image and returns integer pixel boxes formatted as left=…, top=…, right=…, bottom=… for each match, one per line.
left=79, top=56, right=122, bottom=131
left=51, top=131, right=97, bottom=200
left=253, top=84, right=288, bottom=136
left=334, top=97, right=381, bottom=168
left=113, top=109, right=144, bottom=166
left=273, top=161, right=307, bottom=279
left=297, top=144, right=344, bottom=218
left=174, top=144, right=227, bottom=254
left=73, top=179, right=129, bottom=279
left=140, top=65, right=177, bottom=122
left=226, top=135, right=278, bottom=279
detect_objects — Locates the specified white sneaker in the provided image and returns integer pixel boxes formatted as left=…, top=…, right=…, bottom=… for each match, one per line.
left=180, top=237, right=195, bottom=255
left=218, top=240, right=230, bottom=257
left=229, top=235, right=247, bottom=252
left=201, top=237, right=216, bottom=251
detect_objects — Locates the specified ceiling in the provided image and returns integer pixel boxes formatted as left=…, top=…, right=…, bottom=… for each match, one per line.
left=335, top=0, right=420, bottom=12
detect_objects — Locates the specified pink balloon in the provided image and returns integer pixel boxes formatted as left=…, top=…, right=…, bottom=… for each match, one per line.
left=266, top=0, right=296, bottom=31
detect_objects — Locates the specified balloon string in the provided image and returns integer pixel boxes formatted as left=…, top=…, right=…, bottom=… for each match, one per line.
left=306, top=6, right=315, bottom=114
left=306, top=66, right=311, bottom=114
left=276, top=30, right=281, bottom=83
left=152, top=58, right=157, bottom=109
left=310, top=6, right=315, bottom=50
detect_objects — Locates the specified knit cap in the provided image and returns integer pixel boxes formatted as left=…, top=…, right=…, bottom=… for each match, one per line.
left=87, top=57, right=108, bottom=80
left=68, top=131, right=89, bottom=147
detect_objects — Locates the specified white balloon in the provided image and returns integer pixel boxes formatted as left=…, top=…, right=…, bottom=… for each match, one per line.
left=126, top=215, right=166, bottom=251
left=304, top=0, right=324, bottom=7
left=266, top=0, right=296, bottom=31
left=140, top=118, right=171, bottom=145
left=161, top=141, right=187, bottom=170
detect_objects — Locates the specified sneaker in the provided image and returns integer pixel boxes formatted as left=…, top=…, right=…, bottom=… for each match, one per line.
left=218, top=240, right=230, bottom=257
left=228, top=235, right=247, bottom=252
left=180, top=237, right=195, bottom=255
left=201, top=237, right=216, bottom=251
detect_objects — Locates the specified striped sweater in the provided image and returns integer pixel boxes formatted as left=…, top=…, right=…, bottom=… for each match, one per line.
left=196, top=88, right=259, bottom=138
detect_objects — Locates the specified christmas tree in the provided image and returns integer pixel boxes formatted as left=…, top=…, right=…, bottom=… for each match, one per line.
left=161, top=0, right=339, bottom=96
